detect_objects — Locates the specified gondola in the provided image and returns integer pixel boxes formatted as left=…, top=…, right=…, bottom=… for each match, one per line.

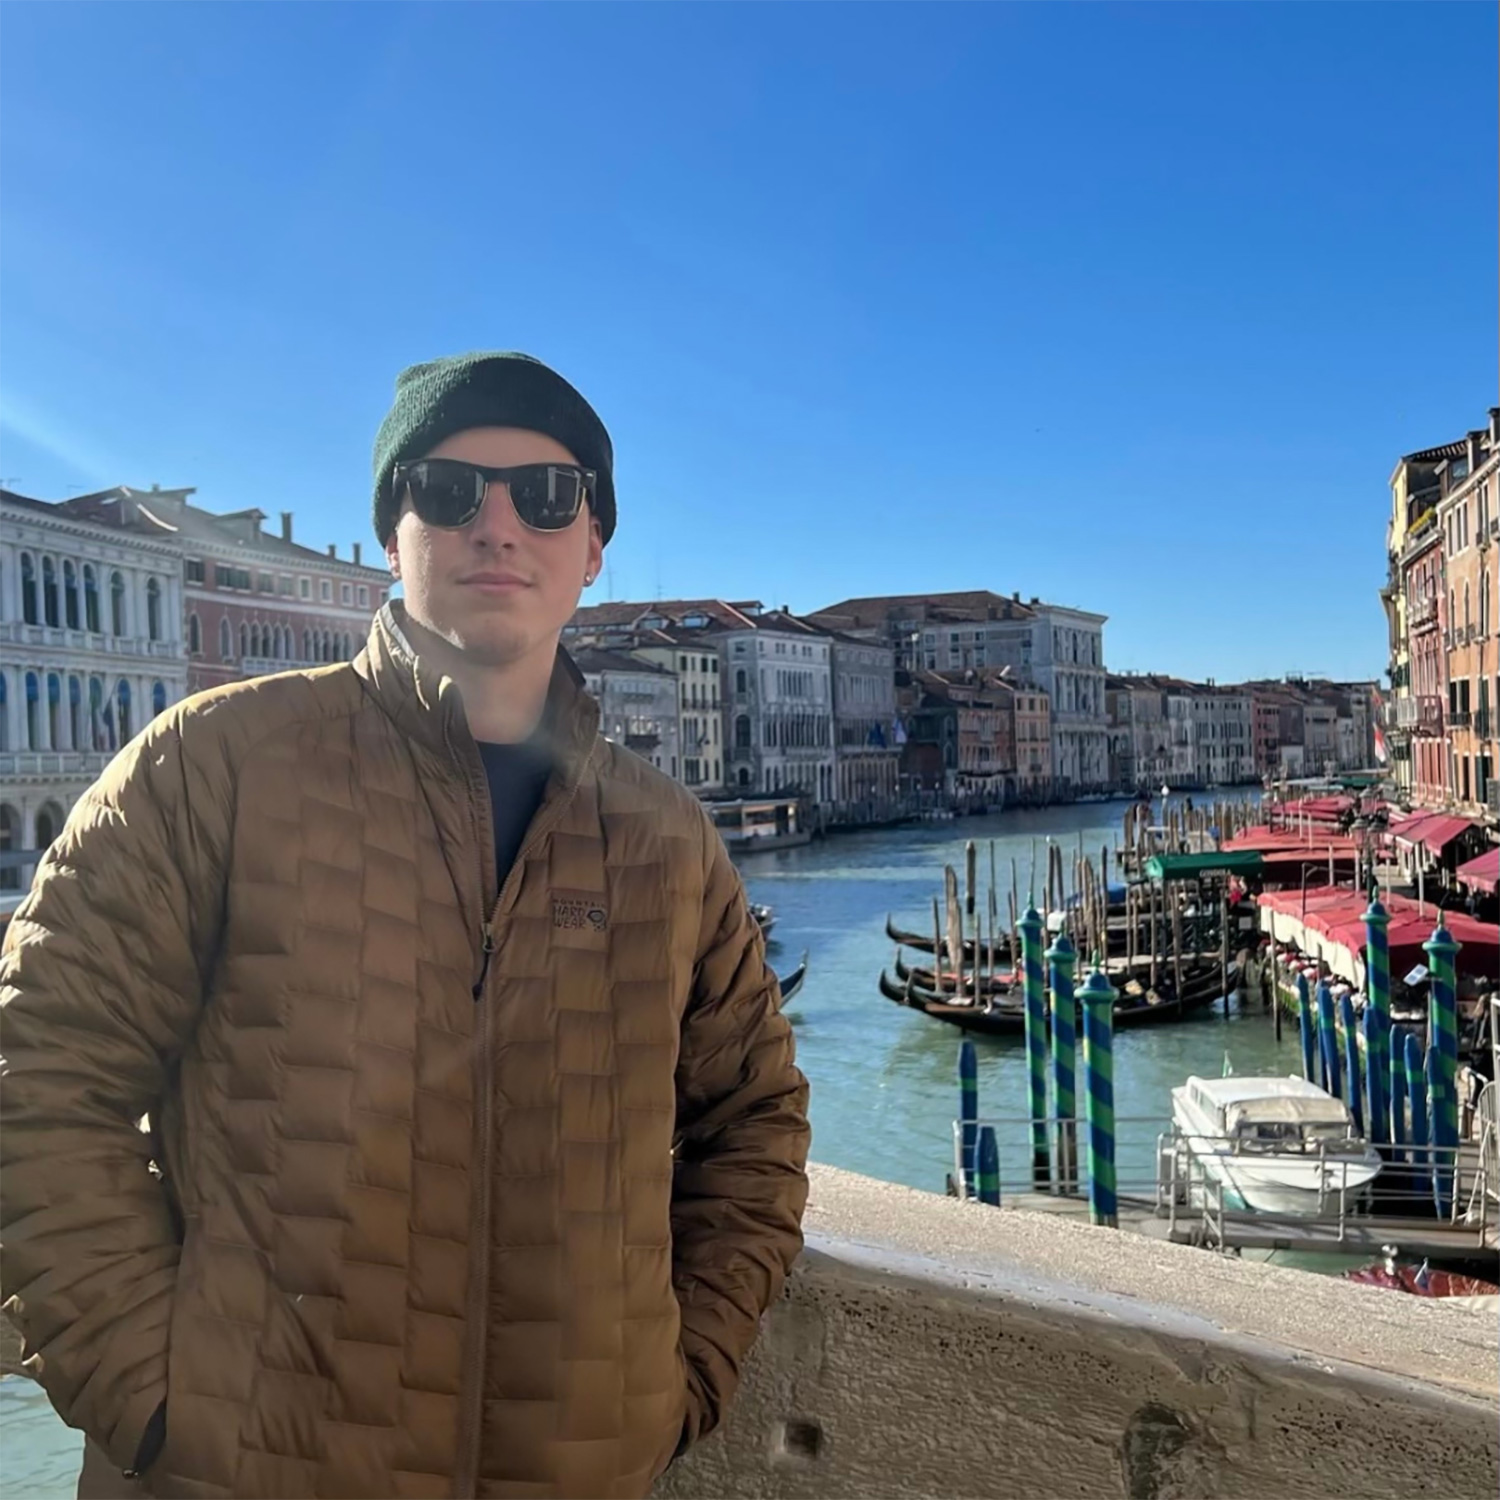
left=751, top=903, right=777, bottom=939
left=776, top=951, right=809, bottom=1005
left=878, top=959, right=1233, bottom=1038
left=893, top=950, right=1017, bottom=1000
left=885, top=913, right=1002, bottom=962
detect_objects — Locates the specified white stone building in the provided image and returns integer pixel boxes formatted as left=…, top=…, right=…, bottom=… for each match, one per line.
left=619, top=625, right=724, bottom=794
left=573, top=646, right=682, bottom=781
left=827, top=632, right=901, bottom=820
left=1, top=490, right=189, bottom=896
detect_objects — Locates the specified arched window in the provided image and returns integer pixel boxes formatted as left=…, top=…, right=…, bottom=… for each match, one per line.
left=24, top=671, right=40, bottom=749
left=735, top=668, right=747, bottom=693
left=89, top=677, right=105, bottom=751
left=20, top=553, right=37, bottom=624
left=83, top=565, right=100, bottom=633
left=68, top=675, right=83, bottom=750
left=152, top=681, right=167, bottom=717
left=272, top=625, right=284, bottom=659
left=220, top=618, right=233, bottom=660
left=734, top=714, right=751, bottom=749
left=110, top=571, right=126, bottom=635
left=116, top=679, right=133, bottom=742
left=1464, top=583, right=1471, bottom=632
left=302, top=629, right=312, bottom=662
left=188, top=613, right=202, bottom=655
left=35, top=802, right=64, bottom=854
left=42, top=557, right=59, bottom=627
left=341, top=632, right=352, bottom=659
left=240, top=623, right=250, bottom=659
left=46, top=673, right=61, bottom=748
left=63, top=560, right=80, bottom=629
left=0, top=804, right=18, bottom=892
left=146, top=578, right=162, bottom=642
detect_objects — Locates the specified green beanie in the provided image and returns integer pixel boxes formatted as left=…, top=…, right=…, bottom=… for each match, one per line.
left=372, top=351, right=616, bottom=546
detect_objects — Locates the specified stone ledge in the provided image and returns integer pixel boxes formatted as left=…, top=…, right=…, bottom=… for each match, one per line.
left=656, top=1163, right=1498, bottom=1499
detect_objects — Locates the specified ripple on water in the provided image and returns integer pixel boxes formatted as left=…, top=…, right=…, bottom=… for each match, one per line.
left=0, top=1378, right=80, bottom=1496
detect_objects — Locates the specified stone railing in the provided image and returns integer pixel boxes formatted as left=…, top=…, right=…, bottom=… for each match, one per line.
left=657, top=1165, right=1498, bottom=1500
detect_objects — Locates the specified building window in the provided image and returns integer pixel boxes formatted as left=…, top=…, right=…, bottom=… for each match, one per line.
left=257, top=573, right=275, bottom=595
left=110, top=571, right=127, bottom=635
left=42, top=557, right=59, bottom=627
left=219, top=618, right=233, bottom=660
left=240, top=623, right=250, bottom=659
left=189, top=613, right=202, bottom=654
left=184, top=559, right=206, bottom=584
left=63, top=561, right=79, bottom=629
left=82, top=565, right=100, bottom=633
left=279, top=575, right=294, bottom=595
left=357, top=585, right=369, bottom=607
left=299, top=577, right=311, bottom=600
left=152, top=681, right=167, bottom=717
left=735, top=668, right=748, bottom=693
left=320, top=579, right=332, bottom=602
left=146, top=578, right=162, bottom=642
left=340, top=582, right=353, bottom=605
left=735, top=714, right=752, bottom=749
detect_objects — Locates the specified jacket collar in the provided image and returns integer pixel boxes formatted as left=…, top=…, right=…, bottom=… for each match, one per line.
left=356, top=600, right=600, bottom=781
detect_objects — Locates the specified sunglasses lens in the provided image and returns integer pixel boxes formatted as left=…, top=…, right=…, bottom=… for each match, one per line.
left=509, top=465, right=588, bottom=531
left=404, top=460, right=484, bottom=527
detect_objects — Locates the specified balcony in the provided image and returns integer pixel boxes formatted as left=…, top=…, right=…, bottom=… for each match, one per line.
left=1407, top=595, right=1437, bottom=628
left=1474, top=709, right=1492, bottom=740
left=657, top=1164, right=1494, bottom=1500
left=0, top=621, right=184, bottom=658
left=1417, top=696, right=1444, bottom=733
left=0, top=749, right=113, bottom=780
left=1449, top=710, right=1471, bottom=731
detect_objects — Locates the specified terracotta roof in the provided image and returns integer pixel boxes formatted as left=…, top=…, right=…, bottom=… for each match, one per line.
left=569, top=599, right=826, bottom=636
left=810, top=590, right=1038, bottom=626
left=572, top=645, right=674, bottom=677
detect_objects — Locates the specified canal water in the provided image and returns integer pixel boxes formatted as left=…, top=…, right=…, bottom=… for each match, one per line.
left=3, top=794, right=1306, bottom=1488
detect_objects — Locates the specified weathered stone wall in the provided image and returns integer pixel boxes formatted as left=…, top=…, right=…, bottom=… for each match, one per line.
left=656, top=1166, right=1499, bottom=1500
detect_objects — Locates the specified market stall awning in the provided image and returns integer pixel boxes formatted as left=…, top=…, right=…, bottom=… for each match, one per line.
left=1456, top=847, right=1499, bottom=896
left=1389, top=812, right=1475, bottom=855
left=1256, top=886, right=1499, bottom=987
left=1145, top=851, right=1264, bottom=881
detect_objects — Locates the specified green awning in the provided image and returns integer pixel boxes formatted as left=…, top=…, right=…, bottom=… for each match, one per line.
left=1144, top=851, right=1264, bottom=882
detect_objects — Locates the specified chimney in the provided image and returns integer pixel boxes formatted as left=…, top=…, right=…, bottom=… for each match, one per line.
left=1468, top=432, right=1481, bottom=470
left=1012, top=591, right=1020, bottom=602
left=352, top=542, right=362, bottom=566
left=1489, top=407, right=1499, bottom=446
left=327, top=544, right=337, bottom=559
left=281, top=511, right=293, bottom=542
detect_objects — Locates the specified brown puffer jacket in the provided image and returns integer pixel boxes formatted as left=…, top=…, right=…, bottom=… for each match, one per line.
left=0, top=603, right=810, bottom=1499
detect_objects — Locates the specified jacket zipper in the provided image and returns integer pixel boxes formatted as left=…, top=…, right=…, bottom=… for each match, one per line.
left=452, top=747, right=589, bottom=1500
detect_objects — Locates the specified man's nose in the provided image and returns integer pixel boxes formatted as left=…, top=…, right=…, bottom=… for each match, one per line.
left=469, top=481, right=526, bottom=545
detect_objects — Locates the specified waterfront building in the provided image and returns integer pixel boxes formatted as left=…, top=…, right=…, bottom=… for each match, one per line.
left=811, top=589, right=1108, bottom=795
left=572, top=645, right=681, bottom=780
left=615, top=626, right=724, bottom=794
left=568, top=600, right=836, bottom=806
left=1434, top=413, right=1500, bottom=818
left=827, top=632, right=901, bottom=822
left=1, top=488, right=188, bottom=893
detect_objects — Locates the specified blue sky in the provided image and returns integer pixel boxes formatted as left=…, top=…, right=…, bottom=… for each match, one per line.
left=2, top=2, right=1494, bottom=682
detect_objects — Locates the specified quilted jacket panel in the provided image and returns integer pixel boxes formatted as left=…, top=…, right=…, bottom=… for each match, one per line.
left=0, top=604, right=810, bottom=1499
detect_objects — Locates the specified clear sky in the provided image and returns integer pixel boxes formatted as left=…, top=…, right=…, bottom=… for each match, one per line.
left=2, top=2, right=1495, bottom=682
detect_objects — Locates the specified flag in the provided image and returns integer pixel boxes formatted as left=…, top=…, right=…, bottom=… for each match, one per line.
left=892, top=718, right=908, bottom=747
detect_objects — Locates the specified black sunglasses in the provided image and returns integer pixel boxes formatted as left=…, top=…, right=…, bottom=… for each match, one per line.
left=392, top=458, right=596, bottom=533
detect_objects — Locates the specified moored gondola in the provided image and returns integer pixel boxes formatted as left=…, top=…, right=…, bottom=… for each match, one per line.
left=776, top=951, right=809, bottom=1005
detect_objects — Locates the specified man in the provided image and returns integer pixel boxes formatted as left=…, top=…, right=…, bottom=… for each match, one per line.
left=1, top=352, right=811, bottom=1499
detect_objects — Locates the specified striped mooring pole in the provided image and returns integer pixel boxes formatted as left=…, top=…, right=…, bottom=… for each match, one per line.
left=959, top=1040, right=979, bottom=1198
left=1388, top=1034, right=1407, bottom=1161
left=1047, top=929, right=1078, bottom=1194
left=1316, top=980, right=1341, bottom=1100
left=1404, top=1031, right=1431, bottom=1205
left=1338, top=992, right=1363, bottom=1136
left=1362, top=899, right=1391, bottom=1145
left=1296, top=972, right=1317, bottom=1084
left=1423, top=923, right=1460, bottom=1219
left=1019, top=905, right=1050, bottom=1190
left=976, top=1125, right=1001, bottom=1206
left=1079, top=966, right=1117, bottom=1228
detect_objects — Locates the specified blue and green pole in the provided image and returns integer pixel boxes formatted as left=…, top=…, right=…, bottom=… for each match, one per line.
left=1338, top=993, right=1363, bottom=1136
left=1362, top=899, right=1391, bottom=1146
left=1423, top=924, right=1460, bottom=1219
left=1019, top=905, right=1049, bottom=1190
left=1080, top=966, right=1117, bottom=1228
left=1316, top=980, right=1341, bottom=1099
left=1388, top=1037, right=1407, bottom=1162
left=1047, top=930, right=1078, bottom=1194
left=959, top=1040, right=979, bottom=1198
left=977, top=1124, right=1001, bottom=1206
left=1296, top=972, right=1317, bottom=1084
left=1404, top=1031, right=1431, bottom=1206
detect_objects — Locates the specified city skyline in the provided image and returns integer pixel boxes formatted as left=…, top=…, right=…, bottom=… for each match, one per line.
left=3, top=4, right=1497, bottom=685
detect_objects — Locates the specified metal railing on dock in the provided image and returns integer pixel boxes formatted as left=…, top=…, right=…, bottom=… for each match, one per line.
left=952, top=1113, right=1498, bottom=1260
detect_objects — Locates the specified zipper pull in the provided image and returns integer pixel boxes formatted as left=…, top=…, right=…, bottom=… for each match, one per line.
left=473, top=922, right=497, bottom=1002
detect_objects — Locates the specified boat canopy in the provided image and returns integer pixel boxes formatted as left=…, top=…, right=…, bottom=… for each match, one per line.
left=1145, top=851, right=1264, bottom=882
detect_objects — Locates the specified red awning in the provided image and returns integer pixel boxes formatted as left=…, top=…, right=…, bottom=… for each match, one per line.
left=1389, top=812, right=1475, bottom=855
left=1456, top=847, right=1499, bottom=896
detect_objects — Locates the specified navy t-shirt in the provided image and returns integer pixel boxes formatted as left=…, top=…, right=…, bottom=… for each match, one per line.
left=476, top=734, right=554, bottom=888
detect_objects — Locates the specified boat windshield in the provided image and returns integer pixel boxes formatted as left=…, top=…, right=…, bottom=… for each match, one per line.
left=1234, top=1120, right=1354, bottom=1153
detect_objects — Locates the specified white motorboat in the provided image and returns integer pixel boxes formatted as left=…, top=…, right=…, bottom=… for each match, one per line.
left=1170, top=1074, right=1382, bottom=1216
